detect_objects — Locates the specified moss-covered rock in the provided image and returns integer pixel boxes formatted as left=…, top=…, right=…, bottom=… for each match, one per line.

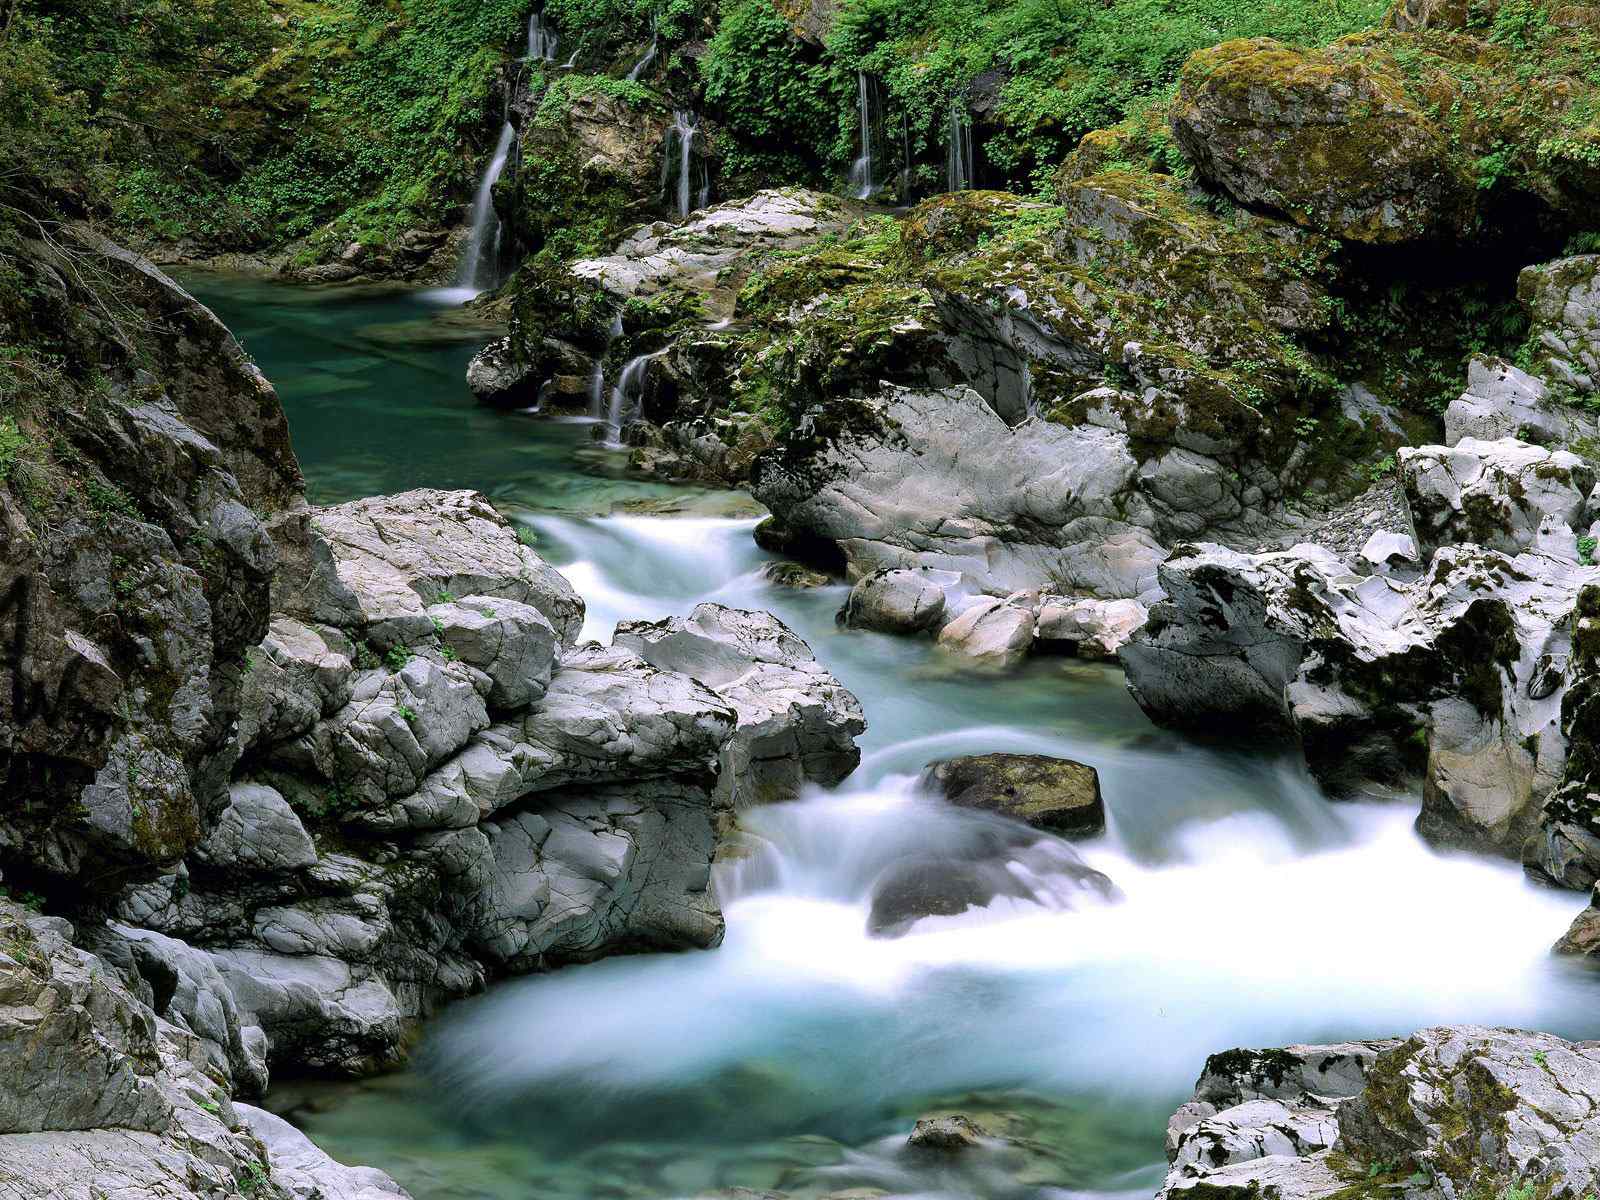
left=1172, top=17, right=1600, bottom=244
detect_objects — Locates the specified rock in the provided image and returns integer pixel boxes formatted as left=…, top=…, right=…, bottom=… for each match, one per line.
left=1400, top=437, right=1595, bottom=561
left=937, top=598, right=1036, bottom=667
left=752, top=382, right=1264, bottom=603
left=762, top=561, right=831, bottom=589
left=1445, top=356, right=1598, bottom=450
left=1539, top=581, right=1600, bottom=891
left=425, top=594, right=559, bottom=710
left=238, top=618, right=356, bottom=756
left=919, top=753, right=1105, bottom=838
left=570, top=190, right=858, bottom=317
left=1033, top=596, right=1146, bottom=659
left=1521, top=254, right=1600, bottom=395
left=465, top=336, right=537, bottom=407
left=294, top=489, right=583, bottom=646
left=1159, top=1027, right=1600, bottom=1199
left=0, top=900, right=291, bottom=1199
left=1170, top=30, right=1600, bottom=243
left=195, top=782, right=317, bottom=874
left=1357, top=530, right=1417, bottom=575
left=614, top=603, right=866, bottom=812
left=1121, top=541, right=1599, bottom=856
left=866, top=829, right=1115, bottom=937
left=839, top=567, right=958, bottom=634
left=236, top=1105, right=411, bottom=1199
left=906, top=1115, right=986, bottom=1152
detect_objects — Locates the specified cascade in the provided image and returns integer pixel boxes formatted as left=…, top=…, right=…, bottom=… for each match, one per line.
left=847, top=71, right=880, bottom=199
left=587, top=313, right=624, bottom=420
left=526, top=8, right=558, bottom=61
left=626, top=24, right=658, bottom=81
left=454, top=121, right=518, bottom=294
left=661, top=110, right=709, bottom=219
left=899, top=110, right=912, bottom=197
left=947, top=103, right=974, bottom=191
left=605, top=350, right=664, bottom=442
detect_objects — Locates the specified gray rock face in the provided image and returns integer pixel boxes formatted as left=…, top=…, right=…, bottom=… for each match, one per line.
left=466, top=336, right=538, bottom=407
left=937, top=597, right=1037, bottom=668
left=236, top=1105, right=411, bottom=1200
left=92, top=492, right=865, bottom=1079
left=1445, top=356, right=1598, bottom=450
left=840, top=567, right=958, bottom=634
left=907, top=1114, right=986, bottom=1152
left=1400, top=437, right=1595, bottom=561
left=1160, top=1028, right=1600, bottom=1200
left=1120, top=540, right=1599, bottom=862
left=614, top=603, right=866, bottom=814
left=1033, top=596, right=1146, bottom=659
left=0, top=900, right=285, bottom=1199
left=1521, top=255, right=1600, bottom=395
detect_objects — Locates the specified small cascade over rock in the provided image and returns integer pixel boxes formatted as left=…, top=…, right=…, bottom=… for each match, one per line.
left=455, top=121, right=517, bottom=294
left=661, top=111, right=710, bottom=220
left=848, top=71, right=882, bottom=199
left=947, top=104, right=974, bottom=191
left=606, top=351, right=664, bottom=443
left=588, top=313, right=623, bottom=420
left=626, top=23, right=658, bottom=81
left=526, top=7, right=558, bottom=61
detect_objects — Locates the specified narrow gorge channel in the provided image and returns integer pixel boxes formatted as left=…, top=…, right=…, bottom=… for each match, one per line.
left=189, top=276, right=1600, bottom=1200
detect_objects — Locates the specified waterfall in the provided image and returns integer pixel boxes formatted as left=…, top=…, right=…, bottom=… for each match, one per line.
left=605, top=351, right=664, bottom=442
left=661, top=111, right=709, bottom=220
left=899, top=110, right=912, bottom=198
left=847, top=71, right=879, bottom=200
left=626, top=24, right=658, bottom=81
left=946, top=103, right=974, bottom=192
left=455, top=121, right=517, bottom=293
left=526, top=8, right=558, bottom=61
left=586, top=314, right=623, bottom=420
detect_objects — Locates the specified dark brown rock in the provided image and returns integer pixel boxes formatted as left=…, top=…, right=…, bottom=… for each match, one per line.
left=920, top=753, right=1104, bottom=837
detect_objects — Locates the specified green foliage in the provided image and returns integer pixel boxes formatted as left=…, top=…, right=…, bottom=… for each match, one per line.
left=819, top=0, right=1390, bottom=191
left=702, top=0, right=849, bottom=183
left=1579, top=535, right=1597, bottom=567
left=384, top=644, right=411, bottom=672
left=0, top=417, right=26, bottom=483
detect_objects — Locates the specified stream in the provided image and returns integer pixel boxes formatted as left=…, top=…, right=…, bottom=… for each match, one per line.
left=191, top=275, right=1600, bottom=1200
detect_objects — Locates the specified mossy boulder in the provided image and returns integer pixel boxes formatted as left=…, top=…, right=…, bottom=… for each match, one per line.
left=919, top=753, right=1105, bottom=838
left=1172, top=21, right=1600, bottom=244
left=1519, top=254, right=1600, bottom=395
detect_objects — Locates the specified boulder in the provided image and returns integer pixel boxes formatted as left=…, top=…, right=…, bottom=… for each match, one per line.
left=0, top=899, right=297, bottom=1199
left=238, top=618, right=356, bottom=757
left=1445, top=356, right=1598, bottom=450
left=839, top=567, right=957, bottom=634
left=236, top=1105, right=411, bottom=1200
left=1521, top=254, right=1600, bottom=395
left=919, top=753, right=1105, bottom=838
left=465, top=336, right=537, bottom=407
left=762, top=561, right=831, bottom=589
left=195, top=782, right=317, bottom=874
left=1400, top=437, right=1595, bottom=560
left=1159, top=1027, right=1600, bottom=1199
left=1033, top=596, right=1146, bottom=659
left=424, top=594, right=559, bottom=710
left=614, top=603, right=866, bottom=812
left=1120, top=541, right=1599, bottom=859
left=1539, top=581, right=1600, bottom=891
left=906, top=1115, right=986, bottom=1153
left=866, top=828, right=1115, bottom=937
left=292, top=489, right=583, bottom=646
left=937, top=598, right=1037, bottom=667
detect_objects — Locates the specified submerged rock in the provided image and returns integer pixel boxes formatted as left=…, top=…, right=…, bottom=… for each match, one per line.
left=906, top=1114, right=987, bottom=1152
left=920, top=753, right=1105, bottom=838
left=1160, top=1027, right=1600, bottom=1199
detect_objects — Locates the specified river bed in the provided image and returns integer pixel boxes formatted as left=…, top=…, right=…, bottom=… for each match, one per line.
left=190, top=275, right=1600, bottom=1200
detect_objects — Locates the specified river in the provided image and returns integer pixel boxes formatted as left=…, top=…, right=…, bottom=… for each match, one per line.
left=190, top=275, right=1600, bottom=1200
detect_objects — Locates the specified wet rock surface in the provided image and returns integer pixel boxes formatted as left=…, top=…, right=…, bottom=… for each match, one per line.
left=1160, top=1027, right=1600, bottom=1200
left=920, top=753, right=1105, bottom=838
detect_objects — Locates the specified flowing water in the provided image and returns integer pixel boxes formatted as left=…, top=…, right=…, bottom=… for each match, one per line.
left=452, top=123, right=518, bottom=297
left=848, top=72, right=880, bottom=200
left=947, top=105, right=974, bottom=192
left=662, top=110, right=711, bottom=220
left=189, top=276, right=1600, bottom=1200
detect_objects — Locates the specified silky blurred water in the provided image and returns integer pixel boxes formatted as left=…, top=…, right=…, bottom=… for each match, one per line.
left=193, top=276, right=1600, bottom=1200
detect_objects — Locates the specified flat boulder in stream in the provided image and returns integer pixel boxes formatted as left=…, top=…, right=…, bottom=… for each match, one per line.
left=920, top=753, right=1104, bottom=838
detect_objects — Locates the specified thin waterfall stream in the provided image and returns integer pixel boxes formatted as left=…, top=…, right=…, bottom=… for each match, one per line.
left=186, top=277, right=1600, bottom=1200
left=450, top=122, right=517, bottom=297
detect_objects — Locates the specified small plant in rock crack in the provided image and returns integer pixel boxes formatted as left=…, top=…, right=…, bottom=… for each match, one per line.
left=396, top=704, right=418, bottom=723
left=432, top=589, right=456, bottom=604
left=384, top=644, right=411, bottom=672
left=430, top=614, right=446, bottom=635
left=440, top=644, right=459, bottom=663
left=479, top=606, right=496, bottom=618
left=1367, top=454, right=1396, bottom=482
left=1579, top=535, right=1597, bottom=566
left=1533, top=1049, right=1549, bottom=1067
